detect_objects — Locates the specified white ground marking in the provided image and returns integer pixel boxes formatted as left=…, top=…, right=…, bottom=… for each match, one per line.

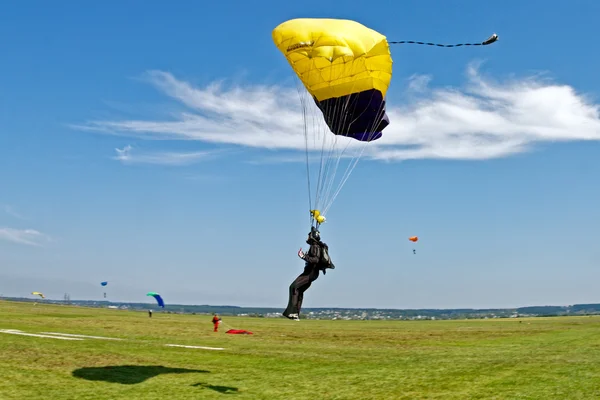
left=0, top=329, right=84, bottom=340
left=1, top=328, right=225, bottom=350
left=40, top=332, right=124, bottom=340
left=165, top=344, right=225, bottom=350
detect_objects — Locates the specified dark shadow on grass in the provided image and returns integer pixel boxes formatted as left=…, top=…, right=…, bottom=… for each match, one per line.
left=72, top=365, right=209, bottom=385
left=192, top=382, right=239, bottom=394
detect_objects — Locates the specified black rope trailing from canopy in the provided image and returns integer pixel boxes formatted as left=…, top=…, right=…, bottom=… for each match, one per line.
left=389, top=33, right=499, bottom=47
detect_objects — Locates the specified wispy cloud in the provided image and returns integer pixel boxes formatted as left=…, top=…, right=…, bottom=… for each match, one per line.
left=113, top=145, right=220, bottom=166
left=2, top=205, right=26, bottom=220
left=0, top=228, right=50, bottom=247
left=74, top=65, right=600, bottom=162
left=406, top=74, right=433, bottom=93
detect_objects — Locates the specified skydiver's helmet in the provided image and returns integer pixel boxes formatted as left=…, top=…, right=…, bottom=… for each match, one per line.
left=307, top=227, right=321, bottom=243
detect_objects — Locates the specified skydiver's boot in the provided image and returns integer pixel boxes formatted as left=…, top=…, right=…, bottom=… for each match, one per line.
left=285, top=313, right=300, bottom=321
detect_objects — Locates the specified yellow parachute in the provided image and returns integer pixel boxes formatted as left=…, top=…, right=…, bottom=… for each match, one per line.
left=272, top=18, right=392, bottom=143
left=31, top=292, right=45, bottom=299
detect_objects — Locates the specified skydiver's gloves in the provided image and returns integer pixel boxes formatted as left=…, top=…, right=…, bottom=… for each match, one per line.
left=298, top=248, right=305, bottom=259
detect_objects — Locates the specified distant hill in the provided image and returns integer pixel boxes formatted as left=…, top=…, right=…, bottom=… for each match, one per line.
left=3, top=296, right=600, bottom=320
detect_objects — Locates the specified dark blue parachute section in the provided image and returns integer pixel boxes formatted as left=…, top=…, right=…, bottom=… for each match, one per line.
left=313, top=89, right=388, bottom=142
left=147, top=292, right=165, bottom=308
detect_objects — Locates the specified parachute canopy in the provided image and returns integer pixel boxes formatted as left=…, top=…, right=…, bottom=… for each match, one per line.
left=31, top=292, right=45, bottom=299
left=409, top=236, right=418, bottom=242
left=100, top=281, right=108, bottom=286
left=146, top=292, right=164, bottom=308
left=272, top=18, right=392, bottom=143
left=226, top=329, right=253, bottom=335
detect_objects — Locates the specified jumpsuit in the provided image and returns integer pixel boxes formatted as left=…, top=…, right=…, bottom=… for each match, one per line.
left=283, top=242, right=321, bottom=317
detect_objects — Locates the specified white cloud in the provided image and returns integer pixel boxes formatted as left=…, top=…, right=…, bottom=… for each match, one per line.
left=74, top=65, right=600, bottom=162
left=2, top=205, right=25, bottom=220
left=406, top=74, right=432, bottom=93
left=0, top=228, right=50, bottom=247
left=113, top=144, right=220, bottom=166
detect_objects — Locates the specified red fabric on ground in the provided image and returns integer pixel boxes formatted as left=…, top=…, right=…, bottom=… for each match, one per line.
left=226, top=329, right=253, bottom=334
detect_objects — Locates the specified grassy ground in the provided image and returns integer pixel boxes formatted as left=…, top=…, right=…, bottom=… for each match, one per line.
left=1, top=301, right=600, bottom=399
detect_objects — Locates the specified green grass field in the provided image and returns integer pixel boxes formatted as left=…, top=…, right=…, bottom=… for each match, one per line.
left=1, top=301, right=600, bottom=399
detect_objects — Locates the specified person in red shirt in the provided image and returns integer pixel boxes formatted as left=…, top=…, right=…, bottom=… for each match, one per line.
left=212, top=314, right=221, bottom=332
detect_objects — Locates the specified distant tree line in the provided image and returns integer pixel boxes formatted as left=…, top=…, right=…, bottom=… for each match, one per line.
left=4, top=297, right=600, bottom=320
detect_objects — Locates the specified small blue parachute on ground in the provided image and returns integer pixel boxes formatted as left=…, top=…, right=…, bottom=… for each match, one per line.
left=147, top=292, right=165, bottom=308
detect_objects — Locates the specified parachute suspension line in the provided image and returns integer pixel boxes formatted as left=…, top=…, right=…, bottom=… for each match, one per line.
left=317, top=104, right=337, bottom=209
left=315, top=73, right=380, bottom=217
left=389, top=33, right=498, bottom=47
left=315, top=85, right=346, bottom=213
left=323, top=88, right=387, bottom=215
left=322, top=94, right=383, bottom=216
left=302, top=97, right=312, bottom=222
left=296, top=80, right=334, bottom=226
left=299, top=78, right=340, bottom=225
left=316, top=134, right=332, bottom=210
left=317, top=76, right=361, bottom=215
left=318, top=94, right=347, bottom=211
left=296, top=78, right=332, bottom=226
left=313, top=105, right=331, bottom=212
left=321, top=94, right=364, bottom=211
left=294, top=67, right=387, bottom=227
left=323, top=145, right=366, bottom=216
left=312, top=79, right=340, bottom=213
left=295, top=79, right=313, bottom=224
left=310, top=92, right=325, bottom=217
left=323, top=130, right=354, bottom=207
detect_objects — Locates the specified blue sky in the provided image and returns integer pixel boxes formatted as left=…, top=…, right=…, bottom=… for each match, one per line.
left=1, top=0, right=600, bottom=309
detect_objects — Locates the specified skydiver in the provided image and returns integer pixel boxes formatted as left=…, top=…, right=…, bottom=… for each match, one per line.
left=283, top=227, right=332, bottom=321
left=212, top=313, right=221, bottom=332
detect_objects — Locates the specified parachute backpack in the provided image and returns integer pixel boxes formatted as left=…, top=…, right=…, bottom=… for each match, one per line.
left=319, top=243, right=335, bottom=273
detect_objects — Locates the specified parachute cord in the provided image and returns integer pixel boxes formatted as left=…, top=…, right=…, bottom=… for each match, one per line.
left=320, top=95, right=353, bottom=213
left=322, top=123, right=373, bottom=216
left=316, top=91, right=345, bottom=212
left=321, top=90, right=375, bottom=212
left=389, top=33, right=498, bottom=47
left=322, top=90, right=385, bottom=215
left=324, top=93, right=385, bottom=213
left=315, top=116, right=332, bottom=211
left=295, top=78, right=313, bottom=224
left=323, top=143, right=367, bottom=216
left=314, top=89, right=335, bottom=212
left=319, top=96, right=346, bottom=210
left=297, top=66, right=384, bottom=223
left=317, top=82, right=372, bottom=216
left=303, top=105, right=312, bottom=221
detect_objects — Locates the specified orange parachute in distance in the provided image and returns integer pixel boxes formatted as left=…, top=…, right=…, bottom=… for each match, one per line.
left=409, top=236, right=418, bottom=254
